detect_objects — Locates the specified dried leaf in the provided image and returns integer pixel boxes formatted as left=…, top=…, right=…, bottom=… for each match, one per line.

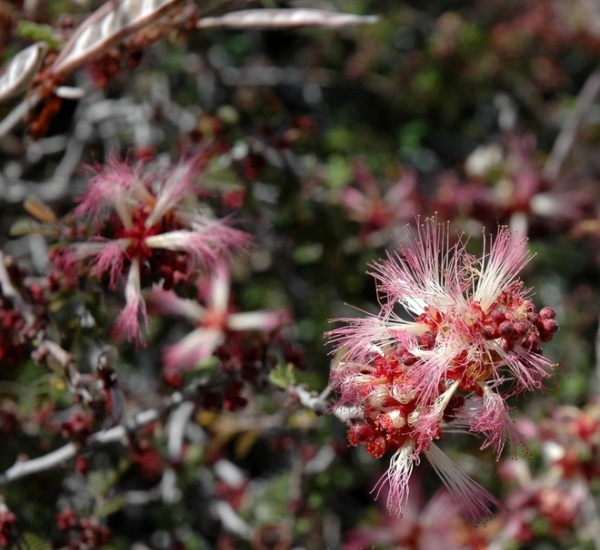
left=0, top=42, right=47, bottom=103
left=51, top=0, right=183, bottom=76
left=24, top=195, right=58, bottom=223
left=196, top=8, right=379, bottom=30
left=235, top=429, right=259, bottom=458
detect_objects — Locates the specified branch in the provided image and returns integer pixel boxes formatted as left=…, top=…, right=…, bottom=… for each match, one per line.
left=196, top=9, right=378, bottom=30
left=288, top=384, right=329, bottom=415
left=543, top=67, right=600, bottom=181
left=0, top=390, right=187, bottom=486
left=0, top=252, right=35, bottom=325
left=286, top=383, right=362, bottom=422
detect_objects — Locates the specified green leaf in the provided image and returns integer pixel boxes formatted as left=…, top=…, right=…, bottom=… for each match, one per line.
left=9, top=218, right=43, bottom=237
left=325, top=155, right=353, bottom=188
left=16, top=22, right=61, bottom=49
left=21, top=532, right=52, bottom=550
left=96, top=496, right=127, bottom=519
left=269, top=362, right=297, bottom=389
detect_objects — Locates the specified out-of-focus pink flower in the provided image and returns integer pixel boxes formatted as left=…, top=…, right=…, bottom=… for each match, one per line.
left=58, top=156, right=250, bottom=345
left=327, top=219, right=558, bottom=521
left=344, top=478, right=490, bottom=550
left=439, top=133, right=593, bottom=233
left=491, top=401, right=600, bottom=547
left=341, top=161, right=420, bottom=245
left=148, top=264, right=290, bottom=373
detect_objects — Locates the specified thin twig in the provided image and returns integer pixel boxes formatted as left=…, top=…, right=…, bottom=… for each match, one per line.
left=289, top=384, right=329, bottom=415
left=0, top=251, right=34, bottom=325
left=287, top=383, right=362, bottom=421
left=0, top=390, right=186, bottom=486
left=543, top=67, right=600, bottom=181
left=0, top=91, right=42, bottom=139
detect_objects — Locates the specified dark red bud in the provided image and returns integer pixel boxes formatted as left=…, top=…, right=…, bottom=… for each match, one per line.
left=401, top=352, right=417, bottom=366
left=499, top=321, right=514, bottom=338
left=491, top=308, right=506, bottom=324
left=541, top=319, right=558, bottom=334
left=513, top=322, right=529, bottom=338
left=539, top=307, right=556, bottom=320
left=419, top=331, right=436, bottom=350
left=482, top=325, right=499, bottom=340
left=523, top=334, right=540, bottom=351
left=501, top=337, right=514, bottom=352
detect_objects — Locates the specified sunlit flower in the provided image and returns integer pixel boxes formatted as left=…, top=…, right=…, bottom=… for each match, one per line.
left=328, top=219, right=558, bottom=520
left=58, top=156, right=249, bottom=345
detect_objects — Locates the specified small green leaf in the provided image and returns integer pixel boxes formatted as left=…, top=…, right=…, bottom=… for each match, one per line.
left=21, top=532, right=52, bottom=550
left=9, top=218, right=43, bottom=237
left=269, top=362, right=296, bottom=389
left=16, top=21, right=61, bottom=49
left=96, top=496, right=127, bottom=519
left=325, top=154, right=353, bottom=188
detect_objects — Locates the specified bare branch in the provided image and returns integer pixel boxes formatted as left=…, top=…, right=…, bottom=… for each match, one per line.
left=289, top=384, right=328, bottom=415
left=0, top=91, right=43, bottom=139
left=196, top=8, right=379, bottom=30
left=0, top=251, right=35, bottom=325
left=0, top=390, right=184, bottom=486
left=543, top=67, right=600, bottom=181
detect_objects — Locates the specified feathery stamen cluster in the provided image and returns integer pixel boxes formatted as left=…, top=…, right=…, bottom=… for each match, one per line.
left=328, top=220, right=558, bottom=521
left=56, top=156, right=249, bottom=345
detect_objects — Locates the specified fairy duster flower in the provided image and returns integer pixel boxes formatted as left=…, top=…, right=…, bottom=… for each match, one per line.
left=148, top=263, right=290, bottom=373
left=59, top=156, right=249, bottom=345
left=328, top=219, right=558, bottom=521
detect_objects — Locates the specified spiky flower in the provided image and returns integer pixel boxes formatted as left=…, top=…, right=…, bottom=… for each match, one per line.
left=148, top=263, right=290, bottom=373
left=328, top=219, right=558, bottom=521
left=58, top=156, right=249, bottom=345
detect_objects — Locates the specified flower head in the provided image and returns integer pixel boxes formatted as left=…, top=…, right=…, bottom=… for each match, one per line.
left=148, top=263, right=290, bottom=373
left=328, top=219, right=558, bottom=520
left=57, top=156, right=250, bottom=345
left=344, top=476, right=489, bottom=550
left=341, top=161, right=420, bottom=245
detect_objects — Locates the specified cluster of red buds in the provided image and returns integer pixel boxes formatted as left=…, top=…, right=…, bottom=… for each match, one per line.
left=328, top=219, right=558, bottom=521
left=56, top=509, right=110, bottom=549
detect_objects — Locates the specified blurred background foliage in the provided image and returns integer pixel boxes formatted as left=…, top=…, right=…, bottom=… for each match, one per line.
left=1, top=0, right=600, bottom=548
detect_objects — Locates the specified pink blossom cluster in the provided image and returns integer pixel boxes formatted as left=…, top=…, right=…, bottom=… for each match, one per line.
left=328, top=219, right=558, bottom=521
left=492, top=402, right=600, bottom=545
left=55, top=155, right=289, bottom=370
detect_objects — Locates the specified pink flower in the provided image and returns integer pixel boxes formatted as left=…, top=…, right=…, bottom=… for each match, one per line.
left=345, top=477, right=490, bottom=550
left=341, top=161, right=420, bottom=245
left=58, top=156, right=250, bottom=345
left=327, top=219, right=558, bottom=520
left=148, top=264, right=290, bottom=373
